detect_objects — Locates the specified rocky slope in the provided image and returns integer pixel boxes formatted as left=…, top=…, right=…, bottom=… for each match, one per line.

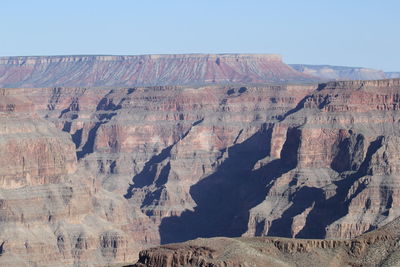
left=290, top=64, right=387, bottom=80
left=132, top=216, right=400, bottom=267
left=0, top=54, right=316, bottom=88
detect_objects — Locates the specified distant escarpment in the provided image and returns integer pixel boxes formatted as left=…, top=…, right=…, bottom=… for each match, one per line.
left=386, top=72, right=400, bottom=79
left=0, top=54, right=316, bottom=88
left=2, top=79, right=400, bottom=265
left=290, top=64, right=387, bottom=80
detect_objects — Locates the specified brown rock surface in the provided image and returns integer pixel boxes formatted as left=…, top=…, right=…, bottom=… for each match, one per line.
left=131, top=216, right=400, bottom=267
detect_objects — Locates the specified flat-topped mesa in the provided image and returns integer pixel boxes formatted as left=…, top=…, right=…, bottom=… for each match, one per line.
left=0, top=54, right=283, bottom=64
left=0, top=54, right=315, bottom=88
left=291, top=64, right=387, bottom=81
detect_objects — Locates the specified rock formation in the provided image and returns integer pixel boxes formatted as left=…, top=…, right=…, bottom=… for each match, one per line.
left=2, top=53, right=400, bottom=266
left=0, top=54, right=316, bottom=88
left=8, top=79, right=400, bottom=243
left=386, top=72, right=400, bottom=79
left=291, top=64, right=387, bottom=80
left=0, top=92, right=157, bottom=266
left=131, top=216, right=400, bottom=267
left=246, top=79, right=400, bottom=240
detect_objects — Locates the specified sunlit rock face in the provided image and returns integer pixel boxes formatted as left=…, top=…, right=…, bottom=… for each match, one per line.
left=0, top=94, right=156, bottom=266
left=0, top=54, right=316, bottom=88
left=2, top=77, right=400, bottom=266
left=246, top=79, right=400, bottom=240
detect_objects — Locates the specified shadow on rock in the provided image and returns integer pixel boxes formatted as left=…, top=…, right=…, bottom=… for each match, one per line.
left=159, top=126, right=294, bottom=244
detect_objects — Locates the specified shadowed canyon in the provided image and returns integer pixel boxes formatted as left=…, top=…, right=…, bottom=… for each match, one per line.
left=1, top=54, right=400, bottom=266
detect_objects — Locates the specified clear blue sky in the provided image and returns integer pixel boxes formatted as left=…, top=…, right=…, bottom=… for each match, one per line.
left=1, top=0, right=399, bottom=71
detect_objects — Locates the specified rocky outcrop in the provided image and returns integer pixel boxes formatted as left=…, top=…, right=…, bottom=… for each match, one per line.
left=131, top=216, right=400, bottom=267
left=0, top=54, right=316, bottom=88
left=291, top=64, right=387, bottom=80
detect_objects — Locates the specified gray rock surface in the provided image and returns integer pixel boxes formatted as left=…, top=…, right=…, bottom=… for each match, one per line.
left=290, top=64, right=386, bottom=80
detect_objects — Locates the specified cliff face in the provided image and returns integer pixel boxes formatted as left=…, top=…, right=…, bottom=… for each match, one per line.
left=246, top=79, right=400, bottom=240
left=3, top=78, right=400, bottom=265
left=290, top=64, right=387, bottom=80
left=0, top=94, right=157, bottom=266
left=17, top=79, right=400, bottom=241
left=132, top=216, right=400, bottom=267
left=0, top=54, right=316, bottom=88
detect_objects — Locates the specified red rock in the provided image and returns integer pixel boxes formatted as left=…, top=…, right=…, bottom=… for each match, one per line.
left=0, top=54, right=316, bottom=88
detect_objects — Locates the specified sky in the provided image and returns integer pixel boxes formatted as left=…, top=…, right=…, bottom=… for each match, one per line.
left=1, top=0, right=399, bottom=71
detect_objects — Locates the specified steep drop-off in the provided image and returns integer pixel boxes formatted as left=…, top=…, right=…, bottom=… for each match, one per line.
left=0, top=54, right=316, bottom=88
left=246, top=79, right=400, bottom=240
left=3, top=79, right=400, bottom=265
left=0, top=92, right=157, bottom=266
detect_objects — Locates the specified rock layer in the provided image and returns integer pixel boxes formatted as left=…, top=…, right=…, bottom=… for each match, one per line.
left=132, top=216, right=400, bottom=267
left=246, top=79, right=400, bottom=240
left=2, top=79, right=400, bottom=265
left=0, top=94, right=157, bottom=266
left=0, top=54, right=316, bottom=88
left=291, top=64, right=386, bottom=80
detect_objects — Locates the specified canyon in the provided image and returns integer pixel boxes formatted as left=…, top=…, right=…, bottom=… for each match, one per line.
left=0, top=54, right=400, bottom=266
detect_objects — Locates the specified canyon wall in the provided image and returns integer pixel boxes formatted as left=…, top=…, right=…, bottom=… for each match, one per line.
left=0, top=93, right=157, bottom=266
left=0, top=54, right=316, bottom=88
left=2, top=78, right=400, bottom=265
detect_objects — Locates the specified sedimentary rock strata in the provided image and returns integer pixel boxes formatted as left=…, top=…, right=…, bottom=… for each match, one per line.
left=11, top=79, right=400, bottom=241
left=0, top=54, right=316, bottom=88
left=2, top=74, right=400, bottom=266
left=246, top=79, right=400, bottom=240
left=291, top=64, right=386, bottom=80
left=0, top=95, right=157, bottom=266
left=132, top=216, right=400, bottom=267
